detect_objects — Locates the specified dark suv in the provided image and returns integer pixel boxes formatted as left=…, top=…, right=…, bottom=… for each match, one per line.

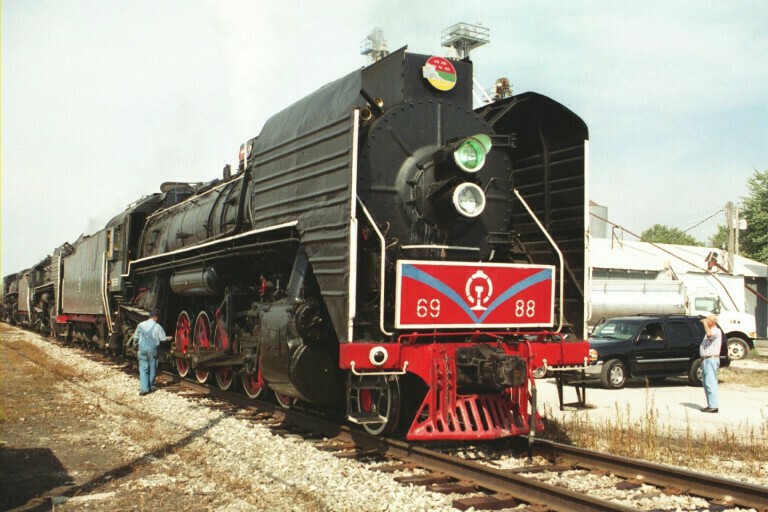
left=586, top=315, right=730, bottom=389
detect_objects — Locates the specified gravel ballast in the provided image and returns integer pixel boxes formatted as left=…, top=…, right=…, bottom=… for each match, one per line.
left=1, top=327, right=463, bottom=511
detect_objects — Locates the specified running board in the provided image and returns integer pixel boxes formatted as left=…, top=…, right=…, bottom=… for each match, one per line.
left=170, top=350, right=247, bottom=369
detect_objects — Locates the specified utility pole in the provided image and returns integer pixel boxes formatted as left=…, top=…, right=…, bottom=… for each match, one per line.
left=726, top=201, right=735, bottom=273
left=735, top=204, right=740, bottom=256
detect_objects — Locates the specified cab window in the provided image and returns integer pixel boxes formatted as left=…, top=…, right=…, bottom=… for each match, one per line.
left=695, top=297, right=717, bottom=312
left=667, top=320, right=695, bottom=340
left=640, top=321, right=665, bottom=341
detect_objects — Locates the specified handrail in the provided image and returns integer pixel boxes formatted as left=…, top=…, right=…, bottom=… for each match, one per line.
left=514, top=188, right=565, bottom=333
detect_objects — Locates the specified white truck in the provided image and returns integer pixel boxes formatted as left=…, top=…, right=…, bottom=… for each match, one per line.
left=589, top=271, right=756, bottom=359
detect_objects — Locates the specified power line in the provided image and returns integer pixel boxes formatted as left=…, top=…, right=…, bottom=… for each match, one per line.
left=664, top=206, right=723, bottom=227
left=682, top=208, right=725, bottom=233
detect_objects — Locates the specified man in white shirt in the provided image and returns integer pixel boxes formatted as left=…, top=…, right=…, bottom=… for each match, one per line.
left=699, top=314, right=722, bottom=413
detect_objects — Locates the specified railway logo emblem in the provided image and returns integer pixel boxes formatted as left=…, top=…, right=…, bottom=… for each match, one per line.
left=465, top=270, right=493, bottom=311
left=423, top=56, right=457, bottom=91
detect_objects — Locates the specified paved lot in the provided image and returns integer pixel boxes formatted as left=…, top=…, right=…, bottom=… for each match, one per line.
left=537, top=352, right=768, bottom=438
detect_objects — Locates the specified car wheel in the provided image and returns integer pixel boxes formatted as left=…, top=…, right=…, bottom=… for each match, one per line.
left=727, top=338, right=749, bottom=360
left=600, top=359, right=626, bottom=389
left=688, top=358, right=703, bottom=386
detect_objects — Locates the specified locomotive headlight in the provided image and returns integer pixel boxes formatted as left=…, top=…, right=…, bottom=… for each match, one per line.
left=369, top=346, right=388, bottom=366
left=453, top=134, right=492, bottom=173
left=452, top=183, right=486, bottom=218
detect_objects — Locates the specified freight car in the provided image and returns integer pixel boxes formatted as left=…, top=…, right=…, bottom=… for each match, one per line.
left=4, top=48, right=589, bottom=441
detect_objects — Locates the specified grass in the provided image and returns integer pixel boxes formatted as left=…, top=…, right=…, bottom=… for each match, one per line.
left=2, top=332, right=90, bottom=383
left=541, top=387, right=768, bottom=479
left=719, top=364, right=768, bottom=387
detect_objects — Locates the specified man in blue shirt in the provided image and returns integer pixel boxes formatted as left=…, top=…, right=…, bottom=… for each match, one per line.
left=134, top=310, right=168, bottom=395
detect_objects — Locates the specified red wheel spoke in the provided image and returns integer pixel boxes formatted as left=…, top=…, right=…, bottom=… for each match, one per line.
left=193, top=311, right=212, bottom=384
left=241, top=372, right=264, bottom=399
left=175, top=311, right=191, bottom=378
left=213, top=325, right=234, bottom=390
left=275, top=392, right=296, bottom=409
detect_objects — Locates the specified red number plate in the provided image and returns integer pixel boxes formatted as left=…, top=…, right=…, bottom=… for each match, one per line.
left=395, top=261, right=555, bottom=328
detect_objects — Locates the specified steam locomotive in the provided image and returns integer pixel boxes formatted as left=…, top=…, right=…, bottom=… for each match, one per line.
left=3, top=48, right=589, bottom=440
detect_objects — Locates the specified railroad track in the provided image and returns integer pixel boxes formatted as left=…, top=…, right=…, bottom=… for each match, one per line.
left=10, top=327, right=768, bottom=512
left=148, top=374, right=768, bottom=511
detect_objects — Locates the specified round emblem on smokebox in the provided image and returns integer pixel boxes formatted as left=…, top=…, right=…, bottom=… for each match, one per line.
left=422, top=56, right=457, bottom=91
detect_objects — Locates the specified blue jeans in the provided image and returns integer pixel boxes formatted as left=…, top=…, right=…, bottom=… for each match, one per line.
left=701, top=357, right=720, bottom=408
left=139, top=350, right=158, bottom=393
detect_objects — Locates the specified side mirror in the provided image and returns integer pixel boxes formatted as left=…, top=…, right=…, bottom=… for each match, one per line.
left=637, top=333, right=651, bottom=343
left=589, top=317, right=606, bottom=336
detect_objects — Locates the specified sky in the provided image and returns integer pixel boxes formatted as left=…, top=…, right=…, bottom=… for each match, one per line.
left=2, top=0, right=767, bottom=275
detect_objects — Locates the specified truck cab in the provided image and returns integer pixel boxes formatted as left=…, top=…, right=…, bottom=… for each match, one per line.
left=687, top=293, right=756, bottom=360
left=586, top=315, right=730, bottom=389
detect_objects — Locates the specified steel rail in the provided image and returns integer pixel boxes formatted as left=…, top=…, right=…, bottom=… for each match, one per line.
left=534, top=439, right=768, bottom=510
